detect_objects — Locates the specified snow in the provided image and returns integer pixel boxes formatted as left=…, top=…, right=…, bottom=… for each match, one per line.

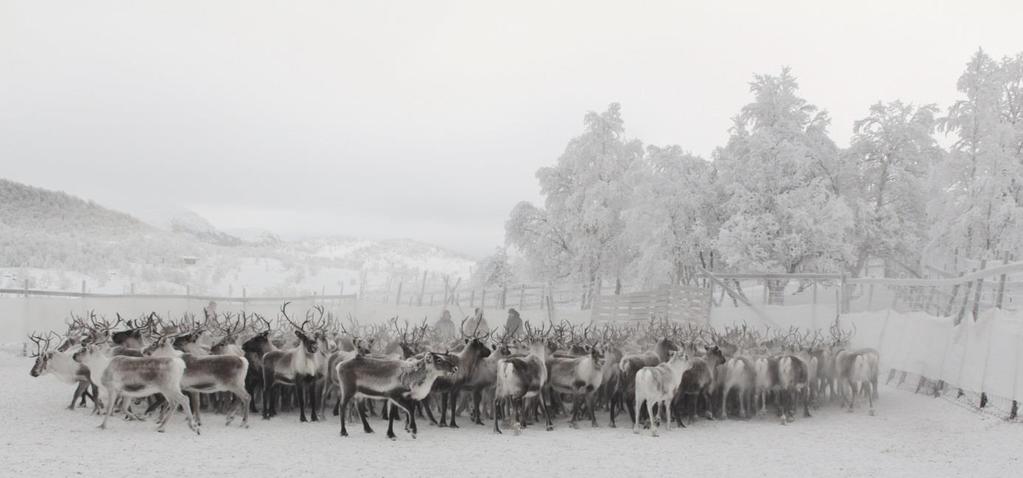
left=2, top=351, right=1019, bottom=477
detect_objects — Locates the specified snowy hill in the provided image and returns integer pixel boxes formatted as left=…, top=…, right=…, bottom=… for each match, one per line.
left=0, top=178, right=474, bottom=295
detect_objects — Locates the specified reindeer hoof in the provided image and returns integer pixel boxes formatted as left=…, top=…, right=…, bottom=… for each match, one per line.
left=340, top=430, right=349, bottom=437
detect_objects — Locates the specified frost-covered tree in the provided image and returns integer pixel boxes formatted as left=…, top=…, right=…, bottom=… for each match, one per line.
left=714, top=69, right=854, bottom=303
left=623, top=145, right=718, bottom=287
left=933, top=50, right=1023, bottom=260
left=506, top=103, right=643, bottom=297
left=845, top=101, right=941, bottom=276
left=472, top=247, right=515, bottom=288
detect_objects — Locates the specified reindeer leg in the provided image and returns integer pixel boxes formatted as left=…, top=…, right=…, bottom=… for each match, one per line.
left=296, top=378, right=308, bottom=422
left=437, top=393, right=449, bottom=427
left=538, top=393, right=554, bottom=431
left=472, top=390, right=484, bottom=425
left=338, top=390, right=351, bottom=437
left=69, top=382, right=85, bottom=410
left=358, top=400, right=374, bottom=434
left=309, top=377, right=319, bottom=422
left=449, top=389, right=460, bottom=428
left=867, top=381, right=875, bottom=416
left=99, top=390, right=117, bottom=429
left=587, top=393, right=599, bottom=428
left=422, top=396, right=439, bottom=425
left=493, top=396, right=503, bottom=434
left=632, top=398, right=642, bottom=434
left=647, top=399, right=658, bottom=437
left=189, top=391, right=201, bottom=427
left=386, top=402, right=398, bottom=440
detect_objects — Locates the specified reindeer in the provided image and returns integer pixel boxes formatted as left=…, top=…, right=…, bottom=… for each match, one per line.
left=775, top=353, right=812, bottom=424
left=336, top=351, right=460, bottom=439
left=74, top=340, right=199, bottom=434
left=613, top=332, right=678, bottom=427
left=28, top=332, right=102, bottom=412
left=429, top=316, right=492, bottom=428
left=674, top=344, right=726, bottom=425
left=836, top=348, right=879, bottom=415
left=242, top=312, right=277, bottom=413
left=633, top=351, right=693, bottom=437
left=493, top=322, right=554, bottom=434
left=545, top=327, right=606, bottom=428
left=261, top=302, right=321, bottom=422
left=143, top=331, right=251, bottom=427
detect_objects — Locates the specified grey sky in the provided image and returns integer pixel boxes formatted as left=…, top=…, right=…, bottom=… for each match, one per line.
left=2, top=0, right=1021, bottom=257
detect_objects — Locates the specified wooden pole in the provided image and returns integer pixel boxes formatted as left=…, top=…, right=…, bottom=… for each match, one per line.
left=81, top=280, right=86, bottom=294
left=971, top=259, right=987, bottom=320
left=418, top=270, right=428, bottom=306
left=995, top=254, right=1008, bottom=309
left=395, top=281, right=403, bottom=306
left=519, top=284, right=526, bottom=309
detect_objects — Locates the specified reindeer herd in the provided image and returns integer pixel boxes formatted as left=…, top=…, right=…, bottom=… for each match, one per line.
left=26, top=304, right=880, bottom=439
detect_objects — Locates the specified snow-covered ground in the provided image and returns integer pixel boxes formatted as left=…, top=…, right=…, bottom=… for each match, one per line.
left=2, top=352, right=1018, bottom=477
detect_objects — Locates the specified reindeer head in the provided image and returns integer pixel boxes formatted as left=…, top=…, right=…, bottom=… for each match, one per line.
left=425, top=352, right=459, bottom=375
left=460, top=315, right=492, bottom=359
left=28, top=332, right=55, bottom=377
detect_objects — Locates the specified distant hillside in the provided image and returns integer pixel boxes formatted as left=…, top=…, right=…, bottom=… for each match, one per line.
left=0, top=177, right=474, bottom=295
left=0, top=178, right=150, bottom=236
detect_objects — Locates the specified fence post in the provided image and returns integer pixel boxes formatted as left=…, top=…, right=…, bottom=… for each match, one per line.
left=481, top=289, right=487, bottom=309
left=81, top=280, right=86, bottom=295
left=995, top=255, right=1008, bottom=309
left=418, top=270, right=428, bottom=306
left=131, top=283, right=135, bottom=295
left=395, top=281, right=403, bottom=306
left=971, top=260, right=987, bottom=321
left=23, top=279, right=29, bottom=297
left=470, top=289, right=476, bottom=308
left=955, top=279, right=973, bottom=325
left=519, top=284, right=526, bottom=309
left=500, top=285, right=507, bottom=309
left=761, top=279, right=768, bottom=305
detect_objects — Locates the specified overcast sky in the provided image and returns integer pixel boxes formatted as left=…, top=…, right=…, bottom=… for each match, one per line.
left=2, top=1, right=1021, bottom=257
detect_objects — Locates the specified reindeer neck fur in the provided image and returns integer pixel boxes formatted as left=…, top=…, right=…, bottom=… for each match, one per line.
left=287, top=342, right=317, bottom=376
left=37, top=351, right=80, bottom=383
left=400, top=358, right=446, bottom=400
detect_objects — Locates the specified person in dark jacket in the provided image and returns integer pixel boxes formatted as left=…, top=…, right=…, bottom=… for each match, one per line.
left=435, top=309, right=456, bottom=339
left=504, top=308, right=523, bottom=338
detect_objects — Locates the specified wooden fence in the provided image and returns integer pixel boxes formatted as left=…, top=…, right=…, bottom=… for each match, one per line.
left=361, top=281, right=597, bottom=311
left=590, top=285, right=711, bottom=325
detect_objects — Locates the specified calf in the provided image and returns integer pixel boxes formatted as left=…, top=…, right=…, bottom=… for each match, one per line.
left=633, top=351, right=693, bottom=437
